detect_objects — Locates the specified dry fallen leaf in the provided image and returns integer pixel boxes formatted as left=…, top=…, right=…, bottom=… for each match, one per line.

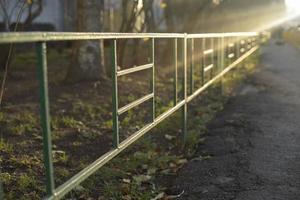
left=150, top=192, right=165, bottom=200
left=165, top=134, right=176, bottom=140
left=133, top=175, right=151, bottom=185
left=122, top=178, right=131, bottom=184
left=122, top=194, right=132, bottom=200
left=176, top=159, right=188, bottom=165
left=165, top=190, right=185, bottom=199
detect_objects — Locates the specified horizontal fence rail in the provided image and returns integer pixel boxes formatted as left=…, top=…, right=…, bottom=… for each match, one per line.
left=0, top=31, right=261, bottom=199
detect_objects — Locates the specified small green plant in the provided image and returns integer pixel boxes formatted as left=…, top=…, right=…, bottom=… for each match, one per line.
left=70, top=101, right=103, bottom=121
left=102, top=120, right=113, bottom=129
left=53, top=150, right=69, bottom=164
left=184, top=130, right=201, bottom=157
left=0, top=138, right=13, bottom=153
left=0, top=112, right=4, bottom=122
left=3, top=112, right=38, bottom=136
left=8, top=124, right=31, bottom=136
left=0, top=173, right=11, bottom=184
left=102, top=182, right=123, bottom=199
left=56, top=167, right=70, bottom=183
left=61, top=116, right=85, bottom=129
left=18, top=174, right=37, bottom=191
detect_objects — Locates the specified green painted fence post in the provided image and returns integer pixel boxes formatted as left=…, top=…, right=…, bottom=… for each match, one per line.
left=237, top=37, right=241, bottom=59
left=221, top=36, right=225, bottom=95
left=111, top=39, right=119, bottom=148
left=36, top=42, right=55, bottom=197
left=236, top=37, right=241, bottom=74
left=201, top=38, right=206, bottom=86
left=151, top=38, right=155, bottom=122
left=216, top=37, right=221, bottom=93
left=174, top=39, right=178, bottom=106
left=211, top=38, right=214, bottom=79
left=190, top=38, right=194, bottom=94
left=182, top=34, right=188, bottom=147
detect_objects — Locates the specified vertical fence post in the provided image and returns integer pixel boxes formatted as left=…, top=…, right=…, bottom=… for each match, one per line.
left=151, top=38, right=155, bottom=122
left=237, top=37, right=241, bottom=59
left=201, top=38, right=206, bottom=86
left=217, top=37, right=221, bottom=74
left=217, top=37, right=222, bottom=93
left=248, top=37, right=251, bottom=50
left=211, top=38, right=214, bottom=79
left=221, top=36, right=225, bottom=95
left=190, top=38, right=194, bottom=94
left=182, top=34, right=188, bottom=147
left=36, top=42, right=55, bottom=197
left=174, top=38, right=178, bottom=106
left=236, top=37, right=242, bottom=73
left=111, top=39, right=119, bottom=148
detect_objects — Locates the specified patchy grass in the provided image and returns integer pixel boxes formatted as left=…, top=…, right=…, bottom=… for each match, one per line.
left=0, top=139, right=13, bottom=153
left=0, top=47, right=259, bottom=199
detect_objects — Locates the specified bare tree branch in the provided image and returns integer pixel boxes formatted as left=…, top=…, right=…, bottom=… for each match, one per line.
left=23, top=0, right=43, bottom=29
left=0, top=0, right=27, bottom=107
left=9, top=0, right=25, bottom=22
left=0, top=0, right=11, bottom=31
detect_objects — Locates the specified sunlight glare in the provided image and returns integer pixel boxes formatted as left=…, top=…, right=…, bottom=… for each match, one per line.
left=286, top=0, right=300, bottom=13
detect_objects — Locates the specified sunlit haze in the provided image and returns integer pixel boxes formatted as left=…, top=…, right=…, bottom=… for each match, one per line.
left=286, top=0, right=300, bottom=13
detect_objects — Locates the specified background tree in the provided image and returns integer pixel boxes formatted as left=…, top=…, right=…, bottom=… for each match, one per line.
left=64, top=0, right=286, bottom=76
left=163, top=0, right=286, bottom=33
left=23, top=0, right=43, bottom=30
left=66, top=0, right=107, bottom=82
left=118, top=0, right=155, bottom=67
left=0, top=0, right=43, bottom=69
left=0, top=0, right=43, bottom=105
left=0, top=0, right=43, bottom=71
left=0, top=0, right=43, bottom=31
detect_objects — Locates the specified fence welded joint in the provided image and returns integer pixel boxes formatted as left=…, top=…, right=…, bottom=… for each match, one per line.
left=0, top=31, right=261, bottom=200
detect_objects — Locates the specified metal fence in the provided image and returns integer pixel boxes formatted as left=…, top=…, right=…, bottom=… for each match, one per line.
left=0, top=31, right=259, bottom=199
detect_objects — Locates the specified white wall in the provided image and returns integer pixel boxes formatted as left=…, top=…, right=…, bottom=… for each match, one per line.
left=34, top=0, right=65, bottom=30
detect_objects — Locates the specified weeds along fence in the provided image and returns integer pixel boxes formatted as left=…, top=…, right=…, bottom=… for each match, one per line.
left=0, top=31, right=260, bottom=199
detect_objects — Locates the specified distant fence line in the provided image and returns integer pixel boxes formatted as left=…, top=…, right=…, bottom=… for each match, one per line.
left=0, top=31, right=261, bottom=199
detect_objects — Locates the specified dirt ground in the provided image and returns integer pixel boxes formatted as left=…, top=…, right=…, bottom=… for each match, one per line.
left=172, top=40, right=300, bottom=199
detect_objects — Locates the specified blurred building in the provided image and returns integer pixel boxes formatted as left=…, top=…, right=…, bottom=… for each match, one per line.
left=0, top=0, right=167, bottom=32
left=0, top=0, right=287, bottom=33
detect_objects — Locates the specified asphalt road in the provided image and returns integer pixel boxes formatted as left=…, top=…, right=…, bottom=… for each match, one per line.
left=173, top=40, right=300, bottom=200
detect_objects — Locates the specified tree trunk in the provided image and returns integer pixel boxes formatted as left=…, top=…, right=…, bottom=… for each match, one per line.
left=23, top=1, right=43, bottom=30
left=144, top=0, right=155, bottom=32
left=164, top=0, right=175, bottom=33
left=66, top=0, right=107, bottom=82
